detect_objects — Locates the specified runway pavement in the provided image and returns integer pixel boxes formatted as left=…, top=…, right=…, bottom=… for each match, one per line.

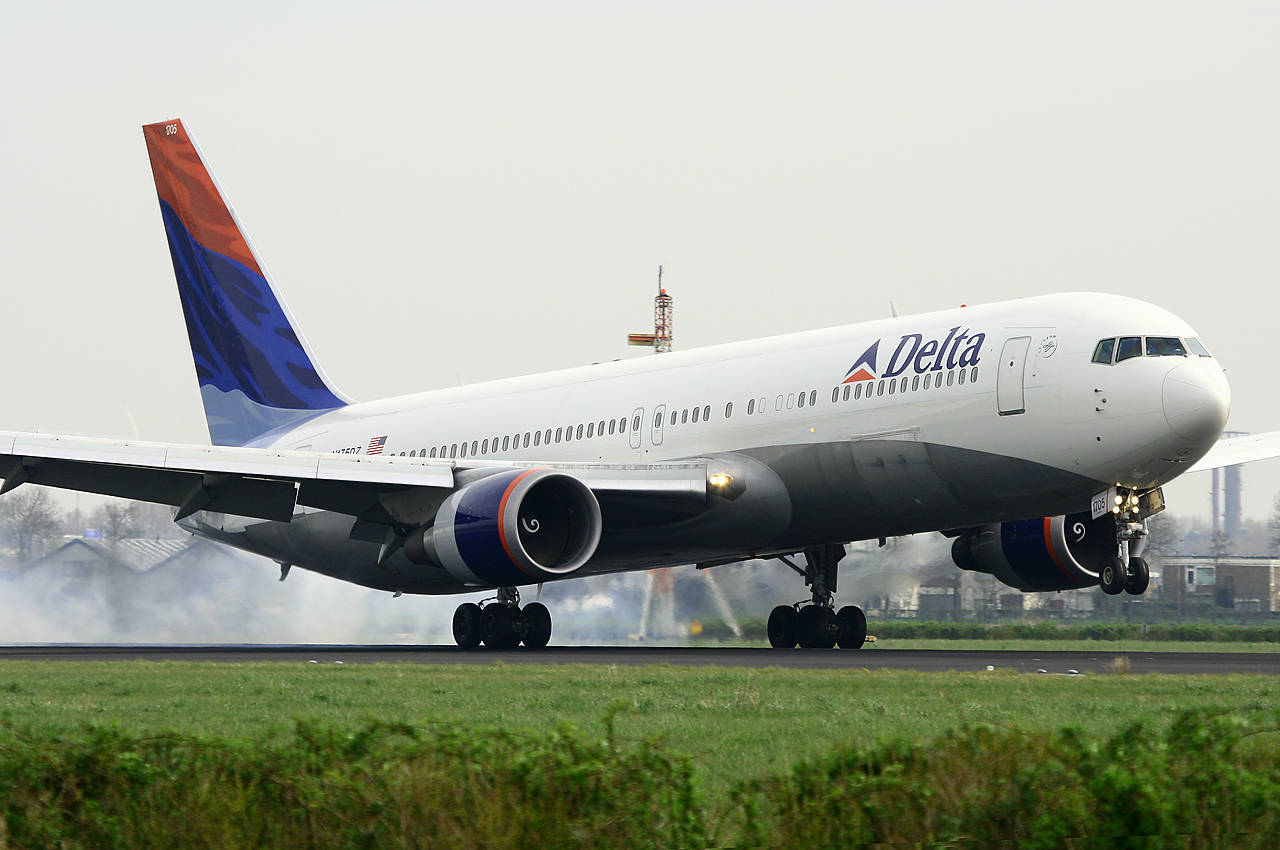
left=0, top=644, right=1277, bottom=674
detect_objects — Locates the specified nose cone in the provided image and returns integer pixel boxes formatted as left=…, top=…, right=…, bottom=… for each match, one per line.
left=1163, top=361, right=1230, bottom=441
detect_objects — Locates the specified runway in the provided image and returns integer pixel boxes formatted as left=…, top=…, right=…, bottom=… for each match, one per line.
left=0, top=644, right=1277, bottom=675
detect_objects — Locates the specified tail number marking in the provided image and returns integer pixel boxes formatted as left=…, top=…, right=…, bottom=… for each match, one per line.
left=165, top=124, right=178, bottom=136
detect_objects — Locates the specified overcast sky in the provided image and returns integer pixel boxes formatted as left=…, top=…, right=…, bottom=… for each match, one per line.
left=3, top=1, right=1278, bottom=523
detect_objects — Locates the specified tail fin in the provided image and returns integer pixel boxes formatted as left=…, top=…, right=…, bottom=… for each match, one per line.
left=142, top=119, right=349, bottom=447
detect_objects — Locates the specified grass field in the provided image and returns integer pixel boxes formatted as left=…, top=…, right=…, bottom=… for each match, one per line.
left=3, top=660, right=1279, bottom=797
left=864, top=638, right=1280, bottom=652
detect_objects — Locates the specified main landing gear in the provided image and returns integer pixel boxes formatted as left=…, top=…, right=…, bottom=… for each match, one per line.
left=452, top=587, right=553, bottom=649
left=767, top=544, right=867, bottom=650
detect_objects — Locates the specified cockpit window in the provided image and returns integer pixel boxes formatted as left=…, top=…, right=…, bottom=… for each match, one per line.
left=1092, top=338, right=1115, bottom=364
left=1186, top=337, right=1213, bottom=358
left=1115, top=336, right=1143, bottom=362
left=1145, top=336, right=1187, bottom=357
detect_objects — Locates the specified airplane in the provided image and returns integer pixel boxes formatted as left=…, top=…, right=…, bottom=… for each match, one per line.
left=3, top=118, right=1278, bottom=650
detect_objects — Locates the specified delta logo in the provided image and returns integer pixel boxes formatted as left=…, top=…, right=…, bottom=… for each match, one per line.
left=842, top=327, right=986, bottom=383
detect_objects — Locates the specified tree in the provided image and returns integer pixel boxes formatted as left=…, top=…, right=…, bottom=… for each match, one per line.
left=0, top=487, right=65, bottom=565
left=91, top=501, right=143, bottom=541
left=1143, top=511, right=1183, bottom=562
left=1269, top=494, right=1280, bottom=557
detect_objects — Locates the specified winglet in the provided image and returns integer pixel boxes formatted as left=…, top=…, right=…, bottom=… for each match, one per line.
left=143, top=119, right=349, bottom=447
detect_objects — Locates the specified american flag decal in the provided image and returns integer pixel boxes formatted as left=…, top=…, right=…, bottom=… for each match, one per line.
left=366, top=435, right=388, bottom=455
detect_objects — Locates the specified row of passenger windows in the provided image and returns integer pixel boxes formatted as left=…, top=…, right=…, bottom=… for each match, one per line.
left=392, top=368, right=979, bottom=460
left=831, top=366, right=979, bottom=403
left=399, top=414, right=643, bottom=459
left=1092, top=335, right=1212, bottom=365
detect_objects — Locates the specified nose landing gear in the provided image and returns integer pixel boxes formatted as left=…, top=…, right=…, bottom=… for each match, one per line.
left=1099, top=500, right=1153, bottom=597
left=452, top=587, right=553, bottom=649
left=767, top=544, right=867, bottom=650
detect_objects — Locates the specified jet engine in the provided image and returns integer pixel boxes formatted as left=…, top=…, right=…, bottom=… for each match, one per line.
left=950, top=510, right=1140, bottom=592
left=404, top=468, right=603, bottom=587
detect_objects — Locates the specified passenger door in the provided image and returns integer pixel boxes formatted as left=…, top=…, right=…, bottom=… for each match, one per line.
left=997, top=336, right=1031, bottom=415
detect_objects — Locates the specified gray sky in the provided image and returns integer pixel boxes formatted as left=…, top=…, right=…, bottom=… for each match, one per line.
left=3, top=1, right=1278, bottom=523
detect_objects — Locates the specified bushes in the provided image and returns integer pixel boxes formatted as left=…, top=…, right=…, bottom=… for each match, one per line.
left=0, top=716, right=705, bottom=850
left=873, top=621, right=1280, bottom=642
left=733, top=708, right=1280, bottom=847
left=4, top=710, right=1280, bottom=847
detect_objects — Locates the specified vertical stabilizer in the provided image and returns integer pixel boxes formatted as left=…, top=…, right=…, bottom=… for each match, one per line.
left=142, top=119, right=349, bottom=446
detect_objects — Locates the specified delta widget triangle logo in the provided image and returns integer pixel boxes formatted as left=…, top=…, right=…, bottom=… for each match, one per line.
left=842, top=341, right=879, bottom=383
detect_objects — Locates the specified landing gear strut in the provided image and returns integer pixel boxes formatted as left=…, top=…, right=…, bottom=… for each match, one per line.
left=452, top=588, right=553, bottom=649
left=768, top=544, right=867, bottom=650
left=1100, top=513, right=1152, bottom=597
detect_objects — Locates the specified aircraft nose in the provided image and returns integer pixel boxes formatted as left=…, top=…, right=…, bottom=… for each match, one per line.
left=1163, top=360, right=1230, bottom=441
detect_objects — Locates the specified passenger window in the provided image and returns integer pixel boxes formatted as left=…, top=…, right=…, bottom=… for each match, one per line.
left=682, top=409, right=689, bottom=424
left=877, top=381, right=885, bottom=397
left=776, top=395, right=783, bottom=411
left=608, top=419, right=616, bottom=435
left=970, top=367, right=978, bottom=383
left=587, top=422, right=595, bottom=438
left=843, top=385, right=850, bottom=401
left=888, top=380, right=896, bottom=395
left=409, top=450, right=416, bottom=457
left=502, top=436, right=510, bottom=451
left=471, top=440, right=478, bottom=455
left=631, top=416, right=639, bottom=433
left=899, top=377, right=907, bottom=393
left=524, top=432, right=531, bottom=448
left=694, top=406, right=702, bottom=423
left=808, top=391, right=816, bottom=407
left=450, top=444, right=458, bottom=458
left=1146, top=336, right=1187, bottom=357
left=958, top=369, right=966, bottom=385
left=654, top=412, right=662, bottom=430
left=1092, top=338, right=1115, bottom=364
left=534, top=431, right=541, bottom=447
left=704, top=404, right=711, bottom=421
left=481, top=440, right=488, bottom=454
left=831, top=387, right=840, bottom=403
left=924, top=373, right=932, bottom=389
left=760, top=397, right=766, bottom=413
left=747, top=398, right=755, bottom=415
left=1116, top=336, right=1142, bottom=362
left=725, top=402, right=733, bottom=418
left=912, top=375, right=919, bottom=391
left=1186, top=337, right=1213, bottom=357
left=947, top=370, right=955, bottom=386
left=787, top=393, right=795, bottom=409
left=671, top=410, right=678, bottom=426
left=555, top=428, right=562, bottom=443
left=854, top=383, right=863, bottom=399
left=797, top=391, right=806, bottom=408
left=429, top=447, right=437, bottom=458
left=460, top=442, right=467, bottom=458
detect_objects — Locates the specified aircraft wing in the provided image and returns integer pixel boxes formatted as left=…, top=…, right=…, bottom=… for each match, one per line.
left=1186, top=430, right=1280, bottom=473
left=0, top=431, right=708, bottom=525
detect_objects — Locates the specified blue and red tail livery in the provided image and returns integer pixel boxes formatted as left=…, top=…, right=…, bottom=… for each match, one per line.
left=143, top=119, right=348, bottom=446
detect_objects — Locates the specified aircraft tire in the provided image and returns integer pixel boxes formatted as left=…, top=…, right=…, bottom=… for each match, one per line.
left=1125, top=557, right=1150, bottom=595
left=796, top=606, right=836, bottom=649
left=1099, top=557, right=1127, bottom=595
left=481, top=604, right=520, bottom=649
left=522, top=602, right=553, bottom=648
left=835, top=605, right=867, bottom=650
left=453, top=603, right=483, bottom=648
left=768, top=605, right=798, bottom=648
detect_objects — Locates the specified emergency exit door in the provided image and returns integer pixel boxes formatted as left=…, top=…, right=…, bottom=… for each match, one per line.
left=997, top=336, right=1031, bottom=415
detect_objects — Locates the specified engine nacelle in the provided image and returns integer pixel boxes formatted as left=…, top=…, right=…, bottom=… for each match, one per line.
left=404, top=468, right=602, bottom=586
left=951, top=510, right=1137, bottom=592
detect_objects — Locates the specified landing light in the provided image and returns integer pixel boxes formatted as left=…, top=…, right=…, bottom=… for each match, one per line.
left=709, top=473, right=734, bottom=488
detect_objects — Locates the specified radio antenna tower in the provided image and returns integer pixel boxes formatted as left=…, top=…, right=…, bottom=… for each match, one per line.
left=627, top=266, right=674, bottom=354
